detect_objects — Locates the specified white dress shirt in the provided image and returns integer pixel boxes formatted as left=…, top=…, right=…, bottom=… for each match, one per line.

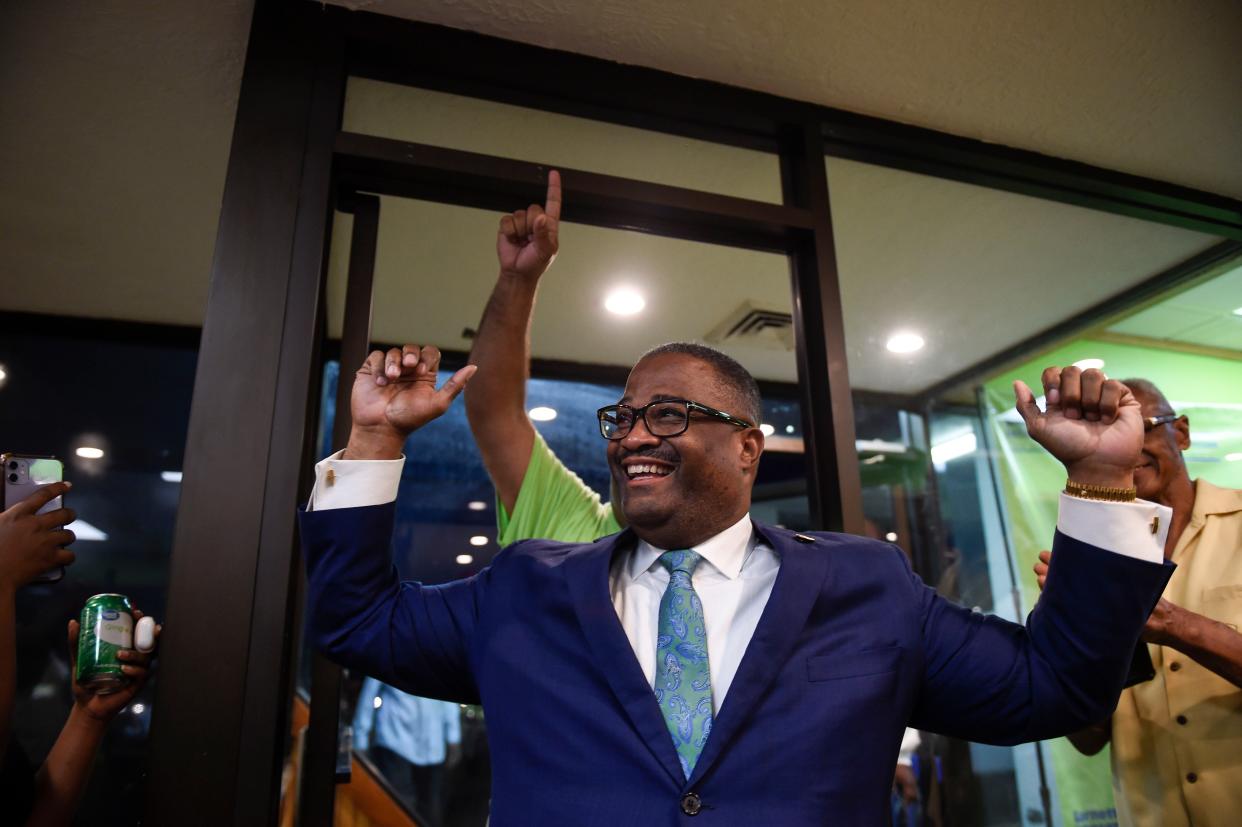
left=308, top=450, right=1171, bottom=712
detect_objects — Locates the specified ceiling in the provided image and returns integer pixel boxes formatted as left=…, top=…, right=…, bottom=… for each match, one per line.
left=2, top=0, right=1238, bottom=395
left=333, top=81, right=1222, bottom=393
left=1106, top=261, right=1242, bottom=351
left=328, top=0, right=1242, bottom=200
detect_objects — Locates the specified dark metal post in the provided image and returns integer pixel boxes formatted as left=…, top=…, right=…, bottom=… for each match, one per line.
left=782, top=122, right=865, bottom=533
left=299, top=194, right=381, bottom=825
left=144, top=3, right=343, bottom=824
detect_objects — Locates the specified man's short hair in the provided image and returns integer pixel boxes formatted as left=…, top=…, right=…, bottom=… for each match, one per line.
left=639, top=342, right=763, bottom=426
left=1120, top=377, right=1173, bottom=413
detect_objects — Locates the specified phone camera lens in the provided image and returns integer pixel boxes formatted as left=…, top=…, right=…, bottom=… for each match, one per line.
left=6, top=461, right=16, bottom=470
left=7, top=473, right=16, bottom=484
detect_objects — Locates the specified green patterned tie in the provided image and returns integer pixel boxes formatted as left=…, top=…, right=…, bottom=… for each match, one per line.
left=654, top=549, right=714, bottom=778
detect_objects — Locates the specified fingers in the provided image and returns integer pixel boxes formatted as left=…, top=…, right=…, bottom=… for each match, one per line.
left=498, top=213, right=516, bottom=239
left=435, top=365, right=478, bottom=409
left=1078, top=369, right=1104, bottom=422
left=14, top=481, right=72, bottom=515
left=510, top=209, right=528, bottom=238
left=1099, top=379, right=1126, bottom=424
left=54, top=548, right=76, bottom=567
left=1013, top=380, right=1041, bottom=430
left=36, top=506, right=76, bottom=530
left=1038, top=550, right=1051, bottom=565
left=360, top=349, right=385, bottom=381
left=544, top=170, right=561, bottom=220
left=417, top=345, right=442, bottom=379
left=1058, top=366, right=1083, bottom=419
left=384, top=347, right=404, bottom=380
left=1040, top=367, right=1063, bottom=411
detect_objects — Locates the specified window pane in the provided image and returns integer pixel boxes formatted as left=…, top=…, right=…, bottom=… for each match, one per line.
left=1, top=329, right=196, bottom=823
left=343, top=78, right=784, bottom=204
left=829, top=152, right=1228, bottom=825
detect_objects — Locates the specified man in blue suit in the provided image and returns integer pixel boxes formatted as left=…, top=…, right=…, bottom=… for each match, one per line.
left=302, top=331, right=1173, bottom=824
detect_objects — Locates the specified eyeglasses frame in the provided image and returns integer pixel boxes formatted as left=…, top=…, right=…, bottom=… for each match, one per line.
left=596, top=398, right=756, bottom=440
left=1143, top=413, right=1180, bottom=432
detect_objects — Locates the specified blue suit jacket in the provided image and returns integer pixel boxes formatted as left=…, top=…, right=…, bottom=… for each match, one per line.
left=301, top=504, right=1172, bottom=825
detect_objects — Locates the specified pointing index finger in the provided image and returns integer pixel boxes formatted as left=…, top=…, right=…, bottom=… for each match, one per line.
left=544, top=170, right=561, bottom=221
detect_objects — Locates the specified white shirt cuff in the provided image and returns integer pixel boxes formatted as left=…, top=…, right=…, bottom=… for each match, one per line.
left=1056, top=493, right=1170, bottom=564
left=306, top=449, right=404, bottom=511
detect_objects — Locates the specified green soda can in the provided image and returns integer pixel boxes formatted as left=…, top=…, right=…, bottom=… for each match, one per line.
left=76, top=594, right=134, bottom=694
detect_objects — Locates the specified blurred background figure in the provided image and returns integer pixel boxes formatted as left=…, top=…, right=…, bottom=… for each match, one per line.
left=352, top=676, right=461, bottom=824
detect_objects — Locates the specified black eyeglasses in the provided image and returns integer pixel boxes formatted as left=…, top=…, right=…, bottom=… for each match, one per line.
left=597, top=399, right=755, bottom=440
left=1143, top=413, right=1179, bottom=432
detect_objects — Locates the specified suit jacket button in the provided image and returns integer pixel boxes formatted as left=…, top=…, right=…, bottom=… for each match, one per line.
left=681, top=792, right=702, bottom=815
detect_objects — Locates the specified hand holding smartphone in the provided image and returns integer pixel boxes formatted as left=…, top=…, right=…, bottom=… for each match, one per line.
left=2, top=453, right=71, bottom=584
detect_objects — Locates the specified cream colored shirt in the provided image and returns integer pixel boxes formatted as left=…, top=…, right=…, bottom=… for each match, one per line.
left=1112, top=480, right=1242, bottom=827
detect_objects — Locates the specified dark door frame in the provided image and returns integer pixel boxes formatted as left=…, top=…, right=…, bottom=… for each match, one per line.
left=144, top=2, right=1242, bottom=824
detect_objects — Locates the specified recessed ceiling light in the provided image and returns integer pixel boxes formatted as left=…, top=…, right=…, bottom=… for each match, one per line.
left=455, top=554, right=474, bottom=565
left=1226, top=452, right=1242, bottom=462
left=1073, top=358, right=1105, bottom=371
left=885, top=531, right=898, bottom=542
left=604, top=288, right=645, bottom=316
left=161, top=471, right=182, bottom=483
left=0, top=365, right=7, bottom=383
left=75, top=447, right=104, bottom=460
left=1233, top=306, right=1242, bottom=317
left=528, top=406, right=557, bottom=422
left=785, top=425, right=795, bottom=434
left=885, top=332, right=924, bottom=354
left=759, top=424, right=775, bottom=436
left=130, top=703, right=146, bottom=715
left=469, top=535, right=488, bottom=547
left=467, top=500, right=487, bottom=511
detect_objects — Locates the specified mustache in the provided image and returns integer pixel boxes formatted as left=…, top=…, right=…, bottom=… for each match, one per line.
left=616, top=445, right=679, bottom=464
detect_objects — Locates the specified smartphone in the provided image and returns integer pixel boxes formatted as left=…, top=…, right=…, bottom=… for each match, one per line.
left=2, top=453, right=67, bottom=584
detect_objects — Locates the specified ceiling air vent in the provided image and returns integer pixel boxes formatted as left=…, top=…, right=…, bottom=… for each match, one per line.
left=705, top=302, right=795, bottom=351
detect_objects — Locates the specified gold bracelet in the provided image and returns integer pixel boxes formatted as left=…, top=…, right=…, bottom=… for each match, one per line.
left=1064, top=479, right=1137, bottom=502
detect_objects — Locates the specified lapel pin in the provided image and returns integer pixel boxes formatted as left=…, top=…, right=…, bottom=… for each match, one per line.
left=793, top=533, right=816, bottom=544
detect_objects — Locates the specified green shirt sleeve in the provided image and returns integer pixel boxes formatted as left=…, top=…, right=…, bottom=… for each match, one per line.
left=496, top=430, right=623, bottom=545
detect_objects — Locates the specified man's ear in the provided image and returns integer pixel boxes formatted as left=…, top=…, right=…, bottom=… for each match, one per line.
left=739, top=427, right=764, bottom=471
left=1174, top=415, right=1191, bottom=451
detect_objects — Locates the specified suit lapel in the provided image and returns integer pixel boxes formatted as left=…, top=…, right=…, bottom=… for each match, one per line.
left=563, top=531, right=686, bottom=786
left=688, top=522, right=830, bottom=785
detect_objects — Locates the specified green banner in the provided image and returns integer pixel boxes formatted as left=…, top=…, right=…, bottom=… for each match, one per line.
left=981, top=338, right=1242, bottom=826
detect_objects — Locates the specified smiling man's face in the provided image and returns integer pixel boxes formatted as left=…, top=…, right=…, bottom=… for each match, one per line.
left=606, top=352, right=762, bottom=550
left=1131, top=386, right=1190, bottom=502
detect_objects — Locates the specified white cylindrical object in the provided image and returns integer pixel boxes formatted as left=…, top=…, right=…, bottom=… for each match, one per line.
left=134, top=616, right=157, bottom=653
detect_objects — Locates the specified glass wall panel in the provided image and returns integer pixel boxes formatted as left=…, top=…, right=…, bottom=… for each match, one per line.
left=343, top=78, right=784, bottom=204
left=826, top=153, right=1228, bottom=827
left=1, top=327, right=196, bottom=825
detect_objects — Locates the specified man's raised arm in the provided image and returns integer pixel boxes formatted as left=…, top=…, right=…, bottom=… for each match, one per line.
left=300, top=345, right=482, bottom=701
left=465, top=171, right=561, bottom=515
left=912, top=366, right=1175, bottom=743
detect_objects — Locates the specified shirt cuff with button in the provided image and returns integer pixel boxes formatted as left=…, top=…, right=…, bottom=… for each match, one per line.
left=306, top=449, right=404, bottom=511
left=1056, top=493, right=1170, bottom=564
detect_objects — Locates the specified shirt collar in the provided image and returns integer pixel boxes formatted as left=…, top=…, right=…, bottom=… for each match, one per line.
left=628, top=513, right=756, bottom=581
left=1192, top=478, right=1242, bottom=519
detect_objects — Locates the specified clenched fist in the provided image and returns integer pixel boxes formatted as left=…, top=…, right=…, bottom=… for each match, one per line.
left=1014, top=366, right=1142, bottom=489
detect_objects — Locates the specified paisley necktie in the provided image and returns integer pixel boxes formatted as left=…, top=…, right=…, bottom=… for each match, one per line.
left=653, top=549, right=714, bottom=778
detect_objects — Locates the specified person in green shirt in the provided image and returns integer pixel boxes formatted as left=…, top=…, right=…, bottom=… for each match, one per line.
left=464, top=169, right=622, bottom=546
